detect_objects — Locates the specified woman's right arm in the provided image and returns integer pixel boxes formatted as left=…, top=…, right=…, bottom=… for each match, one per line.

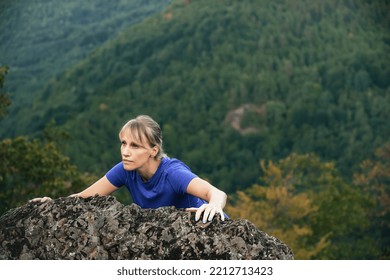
left=73, top=176, right=118, bottom=198
left=29, top=175, right=118, bottom=203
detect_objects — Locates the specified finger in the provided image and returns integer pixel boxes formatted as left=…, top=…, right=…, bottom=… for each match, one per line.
left=208, top=208, right=216, bottom=222
left=29, top=197, right=42, bottom=203
left=29, top=197, right=51, bottom=203
left=202, top=206, right=212, bottom=223
left=219, top=210, right=225, bottom=221
left=41, top=197, right=52, bottom=202
left=185, top=207, right=198, bottom=212
left=195, top=204, right=207, bottom=222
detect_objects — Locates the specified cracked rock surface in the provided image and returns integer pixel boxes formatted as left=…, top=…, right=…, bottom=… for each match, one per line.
left=0, top=196, right=293, bottom=260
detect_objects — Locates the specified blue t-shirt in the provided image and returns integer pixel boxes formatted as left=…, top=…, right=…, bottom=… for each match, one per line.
left=106, top=157, right=206, bottom=209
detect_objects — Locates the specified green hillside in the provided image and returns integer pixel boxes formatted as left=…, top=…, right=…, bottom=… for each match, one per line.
left=0, top=0, right=171, bottom=122
left=2, top=0, right=390, bottom=193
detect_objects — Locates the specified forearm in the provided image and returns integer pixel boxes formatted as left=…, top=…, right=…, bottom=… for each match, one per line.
left=68, top=191, right=89, bottom=199
left=207, top=187, right=227, bottom=209
left=74, top=176, right=118, bottom=198
left=71, top=187, right=101, bottom=198
left=186, top=177, right=228, bottom=222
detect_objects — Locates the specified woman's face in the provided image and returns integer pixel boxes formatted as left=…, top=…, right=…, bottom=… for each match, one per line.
left=119, top=130, right=156, bottom=172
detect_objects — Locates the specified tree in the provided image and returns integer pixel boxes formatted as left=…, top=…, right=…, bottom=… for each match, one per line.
left=226, top=153, right=377, bottom=259
left=226, top=158, right=329, bottom=259
left=275, top=154, right=378, bottom=259
left=0, top=65, right=11, bottom=119
left=354, top=144, right=390, bottom=259
left=0, top=67, right=96, bottom=215
left=0, top=136, right=97, bottom=215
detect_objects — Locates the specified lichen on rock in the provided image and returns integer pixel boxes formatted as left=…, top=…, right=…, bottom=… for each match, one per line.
left=0, top=196, right=294, bottom=260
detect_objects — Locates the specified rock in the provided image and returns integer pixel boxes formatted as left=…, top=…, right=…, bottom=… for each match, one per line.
left=0, top=196, right=294, bottom=260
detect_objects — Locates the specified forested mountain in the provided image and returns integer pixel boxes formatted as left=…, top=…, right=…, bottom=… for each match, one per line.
left=0, top=0, right=171, bottom=119
left=1, top=0, right=389, bottom=194
left=1, top=0, right=390, bottom=260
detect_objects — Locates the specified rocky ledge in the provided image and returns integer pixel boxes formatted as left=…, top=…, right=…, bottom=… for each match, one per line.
left=0, top=196, right=293, bottom=260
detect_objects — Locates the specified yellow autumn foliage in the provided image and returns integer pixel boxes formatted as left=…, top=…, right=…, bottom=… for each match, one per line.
left=226, top=158, right=330, bottom=259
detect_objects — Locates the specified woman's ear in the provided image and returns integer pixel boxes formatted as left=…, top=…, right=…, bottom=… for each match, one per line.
left=151, top=146, right=159, bottom=158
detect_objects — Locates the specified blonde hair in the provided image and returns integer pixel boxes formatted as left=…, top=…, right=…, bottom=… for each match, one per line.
left=119, top=115, right=166, bottom=159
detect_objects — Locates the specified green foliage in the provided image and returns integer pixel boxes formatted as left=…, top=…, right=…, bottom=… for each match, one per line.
left=353, top=144, right=390, bottom=259
left=0, top=136, right=97, bottom=215
left=227, top=153, right=380, bottom=259
left=0, top=0, right=389, bottom=259
left=0, top=65, right=104, bottom=216
left=0, top=65, right=11, bottom=118
left=226, top=159, right=329, bottom=260
left=275, top=154, right=377, bottom=259
left=0, top=0, right=171, bottom=133
left=8, top=0, right=387, bottom=192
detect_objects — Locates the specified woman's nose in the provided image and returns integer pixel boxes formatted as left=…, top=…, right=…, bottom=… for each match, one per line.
left=122, top=146, right=131, bottom=156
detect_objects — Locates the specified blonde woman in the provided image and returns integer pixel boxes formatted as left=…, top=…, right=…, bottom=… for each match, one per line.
left=31, top=115, right=227, bottom=223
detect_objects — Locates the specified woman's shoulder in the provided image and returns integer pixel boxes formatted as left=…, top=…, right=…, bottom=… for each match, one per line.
left=161, top=157, right=198, bottom=192
left=162, top=157, right=192, bottom=173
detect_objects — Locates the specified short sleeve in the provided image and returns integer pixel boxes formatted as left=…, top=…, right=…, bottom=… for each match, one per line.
left=105, top=162, right=126, bottom=188
left=166, top=165, right=198, bottom=195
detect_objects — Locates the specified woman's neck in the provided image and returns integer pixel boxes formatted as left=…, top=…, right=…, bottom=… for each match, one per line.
left=137, top=158, right=161, bottom=182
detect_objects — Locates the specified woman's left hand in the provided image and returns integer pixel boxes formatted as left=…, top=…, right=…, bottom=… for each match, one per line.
left=186, top=203, right=225, bottom=223
left=186, top=177, right=227, bottom=223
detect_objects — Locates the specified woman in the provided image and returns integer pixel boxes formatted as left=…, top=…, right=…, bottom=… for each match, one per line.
left=31, top=115, right=227, bottom=223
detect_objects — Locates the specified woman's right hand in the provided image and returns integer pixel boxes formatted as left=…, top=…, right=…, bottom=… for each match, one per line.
left=29, top=197, right=52, bottom=203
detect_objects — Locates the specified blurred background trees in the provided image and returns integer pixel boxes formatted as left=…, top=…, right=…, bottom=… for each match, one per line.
left=1, top=0, right=389, bottom=259
left=0, top=65, right=96, bottom=214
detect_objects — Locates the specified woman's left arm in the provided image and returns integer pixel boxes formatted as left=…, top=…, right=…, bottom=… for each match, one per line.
left=186, top=177, right=227, bottom=223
